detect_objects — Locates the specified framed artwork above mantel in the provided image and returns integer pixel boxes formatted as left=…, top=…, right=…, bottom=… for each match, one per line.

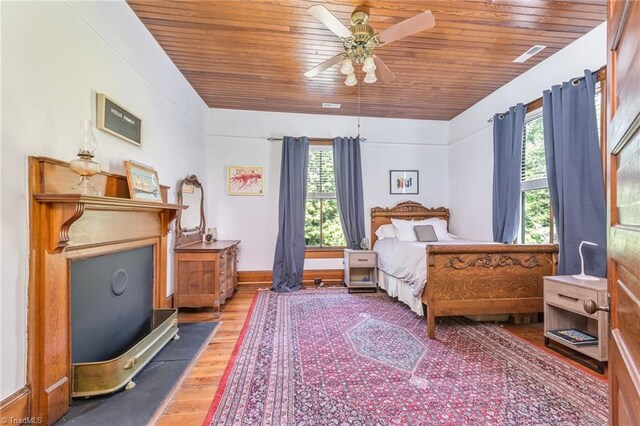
left=124, top=160, right=162, bottom=202
left=96, top=93, right=142, bottom=147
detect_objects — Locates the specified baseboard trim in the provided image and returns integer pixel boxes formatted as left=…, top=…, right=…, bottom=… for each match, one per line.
left=0, top=386, right=30, bottom=423
left=238, top=269, right=344, bottom=285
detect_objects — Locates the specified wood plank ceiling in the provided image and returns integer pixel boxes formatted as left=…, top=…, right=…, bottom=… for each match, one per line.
left=128, top=0, right=606, bottom=120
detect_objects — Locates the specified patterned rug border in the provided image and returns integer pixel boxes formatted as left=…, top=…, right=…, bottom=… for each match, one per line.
left=202, top=291, right=261, bottom=426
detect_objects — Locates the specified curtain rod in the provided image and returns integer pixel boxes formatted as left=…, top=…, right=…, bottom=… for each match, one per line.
left=486, top=66, right=607, bottom=123
left=267, top=137, right=367, bottom=142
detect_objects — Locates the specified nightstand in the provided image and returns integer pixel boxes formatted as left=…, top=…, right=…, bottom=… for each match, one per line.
left=343, top=249, right=377, bottom=293
left=543, top=275, right=608, bottom=373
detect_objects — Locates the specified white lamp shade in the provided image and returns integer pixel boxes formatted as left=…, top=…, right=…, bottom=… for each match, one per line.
left=340, top=58, right=354, bottom=75
left=362, top=56, right=376, bottom=73
left=364, top=70, right=377, bottom=84
left=345, top=72, right=358, bottom=86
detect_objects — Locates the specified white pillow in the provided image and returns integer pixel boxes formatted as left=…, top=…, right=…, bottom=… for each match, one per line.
left=391, top=218, right=420, bottom=241
left=375, top=224, right=397, bottom=240
left=426, top=219, right=454, bottom=241
left=391, top=218, right=454, bottom=242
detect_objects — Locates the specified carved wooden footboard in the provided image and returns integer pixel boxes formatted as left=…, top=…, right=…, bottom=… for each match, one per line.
left=423, top=244, right=558, bottom=338
left=370, top=202, right=559, bottom=339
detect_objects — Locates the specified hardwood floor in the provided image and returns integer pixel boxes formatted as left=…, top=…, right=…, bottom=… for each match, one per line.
left=155, top=285, right=607, bottom=425
left=155, top=284, right=265, bottom=425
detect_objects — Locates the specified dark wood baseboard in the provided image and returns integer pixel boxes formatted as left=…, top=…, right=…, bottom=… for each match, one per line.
left=0, top=386, right=30, bottom=424
left=238, top=269, right=344, bottom=285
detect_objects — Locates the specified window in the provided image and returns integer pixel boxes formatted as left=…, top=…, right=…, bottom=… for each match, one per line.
left=519, top=84, right=602, bottom=244
left=520, top=111, right=553, bottom=244
left=305, top=145, right=346, bottom=248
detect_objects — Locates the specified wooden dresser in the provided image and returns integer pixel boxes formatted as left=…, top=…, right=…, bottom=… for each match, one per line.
left=174, top=240, right=240, bottom=316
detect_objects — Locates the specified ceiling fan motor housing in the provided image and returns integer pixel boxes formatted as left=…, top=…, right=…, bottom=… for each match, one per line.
left=345, top=11, right=378, bottom=63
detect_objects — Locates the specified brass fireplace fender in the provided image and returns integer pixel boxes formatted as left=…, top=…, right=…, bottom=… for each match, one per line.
left=72, top=309, right=179, bottom=397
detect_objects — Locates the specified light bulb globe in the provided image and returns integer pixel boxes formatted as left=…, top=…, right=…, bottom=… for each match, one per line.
left=340, top=58, right=354, bottom=75
left=362, top=56, right=376, bottom=73
left=364, top=71, right=377, bottom=84
left=345, top=73, right=358, bottom=86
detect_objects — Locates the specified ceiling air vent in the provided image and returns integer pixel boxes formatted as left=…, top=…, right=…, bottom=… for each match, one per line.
left=322, top=103, right=341, bottom=109
left=513, top=45, right=547, bottom=63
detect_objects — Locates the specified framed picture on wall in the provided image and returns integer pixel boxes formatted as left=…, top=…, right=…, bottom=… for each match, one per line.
left=389, top=170, right=419, bottom=195
left=227, top=166, right=264, bottom=196
left=96, top=93, right=142, bottom=147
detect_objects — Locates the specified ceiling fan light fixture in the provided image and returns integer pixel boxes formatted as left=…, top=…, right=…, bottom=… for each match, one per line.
left=340, top=57, right=354, bottom=75
left=362, top=56, right=376, bottom=73
left=345, top=72, right=358, bottom=86
left=364, top=70, right=377, bottom=84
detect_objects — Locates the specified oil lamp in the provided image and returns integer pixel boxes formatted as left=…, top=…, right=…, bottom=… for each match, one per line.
left=69, top=119, right=101, bottom=196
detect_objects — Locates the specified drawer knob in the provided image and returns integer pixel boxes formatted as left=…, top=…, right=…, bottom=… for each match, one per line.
left=584, top=299, right=609, bottom=314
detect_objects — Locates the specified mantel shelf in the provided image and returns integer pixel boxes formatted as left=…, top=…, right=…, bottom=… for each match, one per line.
left=34, top=193, right=186, bottom=211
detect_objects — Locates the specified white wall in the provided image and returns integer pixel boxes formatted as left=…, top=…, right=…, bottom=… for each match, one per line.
left=448, top=23, right=607, bottom=240
left=208, top=109, right=450, bottom=271
left=0, top=1, right=209, bottom=400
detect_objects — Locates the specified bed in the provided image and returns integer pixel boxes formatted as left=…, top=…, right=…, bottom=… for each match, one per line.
left=371, top=201, right=558, bottom=339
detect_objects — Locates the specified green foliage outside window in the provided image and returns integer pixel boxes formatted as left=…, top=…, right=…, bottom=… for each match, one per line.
left=522, top=116, right=552, bottom=244
left=305, top=148, right=346, bottom=247
left=522, top=188, right=551, bottom=244
left=522, top=117, right=546, bottom=181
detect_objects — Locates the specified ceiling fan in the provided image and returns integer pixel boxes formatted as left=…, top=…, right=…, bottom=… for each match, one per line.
left=304, top=5, right=436, bottom=86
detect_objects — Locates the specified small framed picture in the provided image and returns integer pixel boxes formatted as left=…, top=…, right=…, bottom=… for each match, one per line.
left=227, top=166, right=264, bottom=196
left=390, top=170, right=419, bottom=195
left=124, top=160, right=162, bottom=202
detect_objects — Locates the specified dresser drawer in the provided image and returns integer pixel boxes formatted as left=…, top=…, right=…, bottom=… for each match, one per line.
left=545, top=280, right=599, bottom=318
left=348, top=252, right=376, bottom=267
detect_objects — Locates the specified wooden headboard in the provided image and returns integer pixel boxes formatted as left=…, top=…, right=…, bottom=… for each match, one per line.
left=371, top=201, right=450, bottom=245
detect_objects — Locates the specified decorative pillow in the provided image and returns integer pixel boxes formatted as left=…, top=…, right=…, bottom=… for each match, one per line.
left=375, top=224, right=397, bottom=240
left=414, top=225, right=438, bottom=242
left=391, top=217, right=454, bottom=242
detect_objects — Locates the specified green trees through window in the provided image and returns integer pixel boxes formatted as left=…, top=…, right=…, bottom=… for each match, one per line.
left=521, top=115, right=552, bottom=244
left=305, top=146, right=346, bottom=247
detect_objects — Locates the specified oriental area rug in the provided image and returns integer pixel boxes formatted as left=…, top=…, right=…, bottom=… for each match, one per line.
left=204, top=289, right=608, bottom=425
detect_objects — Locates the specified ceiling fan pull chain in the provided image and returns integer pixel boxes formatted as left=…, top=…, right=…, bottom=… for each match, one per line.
left=357, top=83, right=361, bottom=139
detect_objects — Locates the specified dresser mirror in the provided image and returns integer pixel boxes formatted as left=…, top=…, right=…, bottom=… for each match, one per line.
left=176, top=175, right=205, bottom=247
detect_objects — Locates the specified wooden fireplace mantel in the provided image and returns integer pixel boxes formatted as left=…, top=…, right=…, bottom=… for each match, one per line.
left=33, top=193, right=184, bottom=251
left=27, top=157, right=183, bottom=424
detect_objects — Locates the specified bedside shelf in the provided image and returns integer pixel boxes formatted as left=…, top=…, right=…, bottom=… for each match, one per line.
left=343, top=249, right=377, bottom=293
left=543, top=275, right=608, bottom=373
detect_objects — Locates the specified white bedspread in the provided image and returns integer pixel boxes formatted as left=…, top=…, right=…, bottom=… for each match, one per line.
left=373, top=238, right=493, bottom=298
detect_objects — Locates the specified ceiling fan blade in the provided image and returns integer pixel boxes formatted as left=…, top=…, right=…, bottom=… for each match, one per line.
left=308, top=5, right=352, bottom=38
left=373, top=55, right=396, bottom=82
left=377, top=11, right=435, bottom=45
left=304, top=54, right=344, bottom=78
